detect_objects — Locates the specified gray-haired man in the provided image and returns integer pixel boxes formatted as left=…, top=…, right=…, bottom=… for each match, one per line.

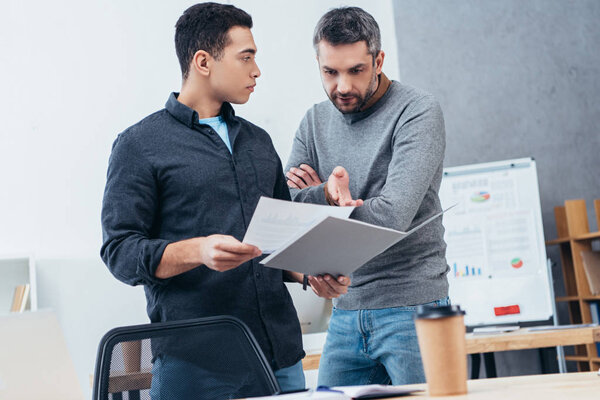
left=285, top=7, right=450, bottom=386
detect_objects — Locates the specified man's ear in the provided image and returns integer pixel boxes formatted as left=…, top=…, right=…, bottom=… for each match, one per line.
left=374, top=50, right=385, bottom=75
left=191, top=50, right=211, bottom=77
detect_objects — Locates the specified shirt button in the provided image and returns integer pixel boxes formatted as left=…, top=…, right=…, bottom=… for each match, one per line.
left=255, top=272, right=260, bottom=278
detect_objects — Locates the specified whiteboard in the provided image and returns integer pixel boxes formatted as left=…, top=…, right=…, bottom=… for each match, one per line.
left=439, top=158, right=553, bottom=327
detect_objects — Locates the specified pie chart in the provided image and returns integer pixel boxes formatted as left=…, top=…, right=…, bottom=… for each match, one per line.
left=471, top=191, right=491, bottom=203
left=511, top=257, right=523, bottom=269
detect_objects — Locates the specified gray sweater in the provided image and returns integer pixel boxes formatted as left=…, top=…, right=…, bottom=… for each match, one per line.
left=286, top=81, right=449, bottom=310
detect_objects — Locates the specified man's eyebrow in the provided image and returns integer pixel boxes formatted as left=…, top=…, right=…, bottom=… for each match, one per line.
left=321, top=63, right=367, bottom=70
left=238, top=48, right=256, bottom=55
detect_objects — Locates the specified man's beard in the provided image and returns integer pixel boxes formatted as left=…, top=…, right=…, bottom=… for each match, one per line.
left=329, top=72, right=378, bottom=114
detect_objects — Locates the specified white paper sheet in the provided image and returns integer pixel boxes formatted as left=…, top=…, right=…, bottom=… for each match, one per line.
left=245, top=384, right=422, bottom=399
left=242, top=197, right=354, bottom=253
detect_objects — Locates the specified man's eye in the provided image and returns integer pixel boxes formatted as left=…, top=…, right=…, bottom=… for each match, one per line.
left=324, top=70, right=336, bottom=75
left=242, top=57, right=251, bottom=61
left=350, top=69, right=363, bottom=74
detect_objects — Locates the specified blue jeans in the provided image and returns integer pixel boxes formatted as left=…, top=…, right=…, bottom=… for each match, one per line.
left=273, top=360, right=305, bottom=392
left=150, top=355, right=305, bottom=399
left=317, top=297, right=450, bottom=386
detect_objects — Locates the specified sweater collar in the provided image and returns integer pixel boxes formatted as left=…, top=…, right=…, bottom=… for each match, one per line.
left=165, top=92, right=236, bottom=129
left=340, top=72, right=392, bottom=125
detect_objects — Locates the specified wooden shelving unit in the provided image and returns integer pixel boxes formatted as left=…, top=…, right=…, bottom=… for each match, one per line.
left=546, top=199, right=600, bottom=371
left=0, top=255, right=37, bottom=314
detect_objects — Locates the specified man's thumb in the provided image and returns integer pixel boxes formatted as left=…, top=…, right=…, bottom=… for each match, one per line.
left=333, top=166, right=345, bottom=177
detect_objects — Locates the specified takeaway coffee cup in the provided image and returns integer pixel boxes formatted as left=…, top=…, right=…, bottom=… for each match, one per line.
left=415, top=304, right=467, bottom=396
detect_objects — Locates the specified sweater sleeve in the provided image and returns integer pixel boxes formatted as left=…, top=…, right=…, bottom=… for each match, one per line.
left=351, top=96, right=446, bottom=231
left=285, top=112, right=328, bottom=205
left=100, top=134, right=172, bottom=287
left=273, top=153, right=292, bottom=202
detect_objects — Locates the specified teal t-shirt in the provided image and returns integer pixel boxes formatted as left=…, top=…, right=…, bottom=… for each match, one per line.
left=199, top=116, right=231, bottom=153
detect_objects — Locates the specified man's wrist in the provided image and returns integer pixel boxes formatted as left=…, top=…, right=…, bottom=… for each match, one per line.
left=283, top=271, right=304, bottom=284
left=302, top=274, right=308, bottom=290
left=156, top=237, right=204, bottom=279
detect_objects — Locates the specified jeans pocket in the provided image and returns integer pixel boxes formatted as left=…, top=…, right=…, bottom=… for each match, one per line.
left=392, top=297, right=450, bottom=313
left=429, top=296, right=450, bottom=307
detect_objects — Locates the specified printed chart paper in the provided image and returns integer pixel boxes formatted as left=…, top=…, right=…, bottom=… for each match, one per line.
left=439, top=158, right=552, bottom=326
left=244, top=197, right=450, bottom=276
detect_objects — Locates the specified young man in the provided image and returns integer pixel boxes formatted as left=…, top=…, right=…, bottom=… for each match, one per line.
left=285, top=7, right=450, bottom=386
left=101, top=3, right=345, bottom=396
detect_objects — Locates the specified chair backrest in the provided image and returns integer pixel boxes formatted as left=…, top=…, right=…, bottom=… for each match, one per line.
left=92, top=316, right=280, bottom=400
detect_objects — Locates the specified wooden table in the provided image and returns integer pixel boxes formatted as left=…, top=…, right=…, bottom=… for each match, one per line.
left=302, top=326, right=600, bottom=371
left=396, top=371, right=600, bottom=399
left=101, top=326, right=600, bottom=393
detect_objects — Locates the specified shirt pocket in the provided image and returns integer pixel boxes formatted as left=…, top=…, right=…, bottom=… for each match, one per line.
left=245, top=149, right=279, bottom=197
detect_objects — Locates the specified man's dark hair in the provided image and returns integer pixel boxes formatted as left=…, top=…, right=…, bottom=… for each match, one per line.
left=313, top=7, right=381, bottom=61
left=175, top=2, right=253, bottom=79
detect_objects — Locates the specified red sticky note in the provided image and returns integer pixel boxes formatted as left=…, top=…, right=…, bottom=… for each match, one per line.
left=494, top=305, right=521, bottom=316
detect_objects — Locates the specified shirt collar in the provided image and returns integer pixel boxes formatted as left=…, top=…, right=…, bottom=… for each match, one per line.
left=360, top=72, right=391, bottom=111
left=341, top=72, right=393, bottom=125
left=165, top=92, right=236, bottom=128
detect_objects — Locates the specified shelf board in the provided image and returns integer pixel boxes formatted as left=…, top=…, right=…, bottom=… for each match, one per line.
left=546, top=231, right=600, bottom=245
left=557, top=296, right=581, bottom=302
left=546, top=237, right=571, bottom=245
left=557, top=295, right=600, bottom=302
left=574, top=231, right=600, bottom=241
left=564, top=355, right=590, bottom=362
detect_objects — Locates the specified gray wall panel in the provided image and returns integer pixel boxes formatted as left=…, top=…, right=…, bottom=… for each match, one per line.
left=392, top=0, right=600, bottom=375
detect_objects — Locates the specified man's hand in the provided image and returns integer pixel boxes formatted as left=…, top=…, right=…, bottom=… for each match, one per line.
left=284, top=271, right=350, bottom=299
left=156, top=235, right=261, bottom=279
left=308, top=274, right=351, bottom=299
left=199, top=234, right=262, bottom=272
left=286, top=164, right=322, bottom=189
left=325, top=166, right=364, bottom=207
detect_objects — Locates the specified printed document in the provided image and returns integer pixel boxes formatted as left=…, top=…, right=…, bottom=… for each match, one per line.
left=245, top=384, right=422, bottom=399
left=243, top=197, right=354, bottom=253
left=243, top=197, right=452, bottom=276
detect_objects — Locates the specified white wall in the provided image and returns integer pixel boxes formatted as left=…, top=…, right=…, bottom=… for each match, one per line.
left=231, top=0, right=400, bottom=157
left=1, top=0, right=398, bottom=396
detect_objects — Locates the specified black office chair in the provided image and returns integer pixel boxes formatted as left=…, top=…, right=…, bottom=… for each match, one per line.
left=92, top=316, right=281, bottom=400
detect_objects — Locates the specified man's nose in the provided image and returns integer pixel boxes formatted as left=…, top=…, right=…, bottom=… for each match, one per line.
left=252, top=61, right=261, bottom=79
left=337, top=75, right=351, bottom=94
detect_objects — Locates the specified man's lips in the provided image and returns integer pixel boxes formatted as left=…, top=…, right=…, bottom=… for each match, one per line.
left=336, top=95, right=356, bottom=104
left=247, top=84, right=256, bottom=92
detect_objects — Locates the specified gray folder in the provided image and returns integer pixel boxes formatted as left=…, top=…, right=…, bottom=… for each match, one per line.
left=261, top=209, right=446, bottom=276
